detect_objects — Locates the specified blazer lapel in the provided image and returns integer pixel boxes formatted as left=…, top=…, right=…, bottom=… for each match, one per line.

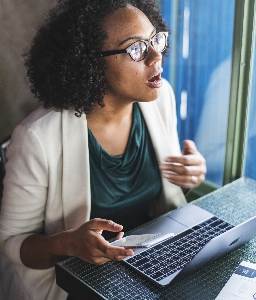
left=62, top=111, right=91, bottom=230
left=138, top=100, right=186, bottom=214
left=138, top=101, right=175, bottom=162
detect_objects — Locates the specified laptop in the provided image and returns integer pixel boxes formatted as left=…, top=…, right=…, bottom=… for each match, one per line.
left=117, top=203, right=256, bottom=286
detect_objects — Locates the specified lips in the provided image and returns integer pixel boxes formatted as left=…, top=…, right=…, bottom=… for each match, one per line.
left=147, top=70, right=163, bottom=88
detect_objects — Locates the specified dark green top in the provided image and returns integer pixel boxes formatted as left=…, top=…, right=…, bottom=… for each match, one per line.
left=89, top=103, right=162, bottom=240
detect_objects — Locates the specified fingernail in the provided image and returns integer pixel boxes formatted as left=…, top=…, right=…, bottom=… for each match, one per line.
left=114, top=223, right=122, bottom=229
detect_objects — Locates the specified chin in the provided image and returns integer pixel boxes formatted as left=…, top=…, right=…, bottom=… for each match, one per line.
left=146, top=90, right=161, bottom=102
left=137, top=96, right=159, bottom=103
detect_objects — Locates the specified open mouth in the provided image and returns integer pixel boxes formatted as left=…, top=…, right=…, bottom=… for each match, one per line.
left=148, top=73, right=162, bottom=88
left=149, top=73, right=161, bottom=82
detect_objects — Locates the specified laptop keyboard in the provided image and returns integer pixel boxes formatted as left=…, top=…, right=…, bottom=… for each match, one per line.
left=125, top=216, right=234, bottom=282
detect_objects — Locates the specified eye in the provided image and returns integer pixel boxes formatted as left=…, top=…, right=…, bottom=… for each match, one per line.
left=129, top=41, right=146, bottom=54
left=152, top=33, right=166, bottom=51
left=127, top=41, right=147, bottom=61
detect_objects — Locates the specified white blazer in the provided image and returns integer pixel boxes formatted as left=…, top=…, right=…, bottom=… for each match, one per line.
left=0, top=79, right=186, bottom=300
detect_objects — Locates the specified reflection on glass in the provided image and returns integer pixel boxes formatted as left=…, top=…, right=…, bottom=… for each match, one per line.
left=244, top=32, right=256, bottom=179
left=161, top=0, right=235, bottom=186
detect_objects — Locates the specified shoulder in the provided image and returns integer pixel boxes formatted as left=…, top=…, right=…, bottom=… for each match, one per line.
left=10, top=106, right=86, bottom=156
left=21, top=106, right=61, bottom=132
left=9, top=107, right=63, bottom=159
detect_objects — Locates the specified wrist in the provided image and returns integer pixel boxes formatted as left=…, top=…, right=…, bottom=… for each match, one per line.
left=61, top=229, right=76, bottom=257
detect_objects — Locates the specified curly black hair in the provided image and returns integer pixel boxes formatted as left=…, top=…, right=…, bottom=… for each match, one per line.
left=24, top=0, right=169, bottom=117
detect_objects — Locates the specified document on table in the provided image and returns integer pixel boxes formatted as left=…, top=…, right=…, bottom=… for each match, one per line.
left=215, top=261, right=256, bottom=299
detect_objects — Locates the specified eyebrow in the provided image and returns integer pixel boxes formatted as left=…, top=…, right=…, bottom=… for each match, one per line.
left=118, top=27, right=156, bottom=46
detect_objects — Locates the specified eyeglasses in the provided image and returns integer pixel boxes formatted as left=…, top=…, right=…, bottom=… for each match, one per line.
left=101, top=31, right=168, bottom=62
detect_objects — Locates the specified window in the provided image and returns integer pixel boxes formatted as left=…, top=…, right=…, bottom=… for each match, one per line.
left=161, top=0, right=256, bottom=189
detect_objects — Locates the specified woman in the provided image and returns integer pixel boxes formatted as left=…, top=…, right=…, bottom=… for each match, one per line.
left=0, top=0, right=206, bottom=299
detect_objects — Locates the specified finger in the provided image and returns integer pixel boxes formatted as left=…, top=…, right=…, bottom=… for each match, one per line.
left=89, top=218, right=123, bottom=233
left=87, top=256, right=110, bottom=265
left=116, top=231, right=124, bottom=240
left=114, top=256, right=130, bottom=261
left=89, top=249, right=134, bottom=264
left=163, top=153, right=206, bottom=168
left=105, top=244, right=134, bottom=257
left=162, top=173, right=205, bottom=188
left=84, top=238, right=134, bottom=264
left=161, top=165, right=206, bottom=180
left=95, top=238, right=134, bottom=258
left=97, top=254, right=133, bottom=263
left=159, top=159, right=206, bottom=175
left=112, top=251, right=136, bottom=261
left=93, top=254, right=133, bottom=265
left=182, top=139, right=198, bottom=155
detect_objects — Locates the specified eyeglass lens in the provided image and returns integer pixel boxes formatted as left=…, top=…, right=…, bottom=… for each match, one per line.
left=128, top=32, right=167, bottom=62
left=129, top=42, right=147, bottom=62
left=152, top=32, right=166, bottom=52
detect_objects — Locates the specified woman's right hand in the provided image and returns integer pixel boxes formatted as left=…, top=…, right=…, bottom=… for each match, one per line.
left=20, top=218, right=133, bottom=269
left=68, top=218, right=134, bottom=265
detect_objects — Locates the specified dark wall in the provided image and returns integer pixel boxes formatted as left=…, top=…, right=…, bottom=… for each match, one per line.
left=0, top=0, right=57, bottom=141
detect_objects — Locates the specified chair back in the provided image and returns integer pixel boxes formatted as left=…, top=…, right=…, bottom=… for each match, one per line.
left=0, top=137, right=10, bottom=200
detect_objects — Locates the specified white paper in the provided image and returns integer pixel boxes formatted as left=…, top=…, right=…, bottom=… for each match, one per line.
left=110, top=233, right=174, bottom=247
left=215, top=261, right=256, bottom=300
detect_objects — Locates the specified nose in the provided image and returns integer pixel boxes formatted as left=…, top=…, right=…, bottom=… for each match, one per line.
left=144, top=44, right=162, bottom=66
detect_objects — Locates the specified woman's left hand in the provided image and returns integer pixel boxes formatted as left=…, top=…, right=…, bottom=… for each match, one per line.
left=159, top=140, right=206, bottom=189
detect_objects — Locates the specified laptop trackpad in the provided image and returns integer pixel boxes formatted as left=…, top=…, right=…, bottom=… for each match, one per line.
left=130, top=204, right=213, bottom=236
left=131, top=215, right=188, bottom=235
left=168, top=204, right=214, bottom=227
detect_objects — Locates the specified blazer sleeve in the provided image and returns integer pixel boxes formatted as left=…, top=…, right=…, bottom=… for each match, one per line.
left=0, top=124, right=48, bottom=265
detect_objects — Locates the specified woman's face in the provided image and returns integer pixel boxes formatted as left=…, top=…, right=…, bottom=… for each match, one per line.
left=102, top=5, right=163, bottom=105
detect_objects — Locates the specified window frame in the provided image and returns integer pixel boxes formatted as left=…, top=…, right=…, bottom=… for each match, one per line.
left=223, top=0, right=256, bottom=185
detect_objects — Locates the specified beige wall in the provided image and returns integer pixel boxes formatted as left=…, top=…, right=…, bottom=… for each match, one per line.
left=0, top=1, right=57, bottom=141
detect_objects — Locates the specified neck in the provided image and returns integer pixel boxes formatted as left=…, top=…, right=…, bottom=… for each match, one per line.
left=88, top=97, right=134, bottom=125
left=86, top=97, right=135, bottom=156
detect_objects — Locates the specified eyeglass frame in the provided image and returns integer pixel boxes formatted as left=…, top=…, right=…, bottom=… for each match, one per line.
left=100, top=31, right=169, bottom=62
